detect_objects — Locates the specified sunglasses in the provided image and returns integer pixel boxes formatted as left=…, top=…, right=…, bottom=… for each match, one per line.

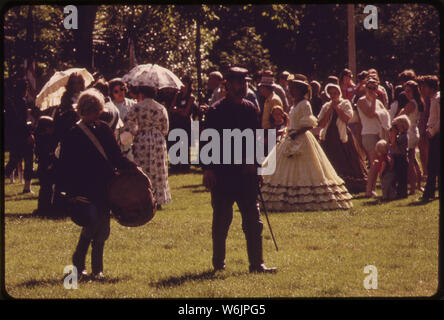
left=367, top=86, right=377, bottom=90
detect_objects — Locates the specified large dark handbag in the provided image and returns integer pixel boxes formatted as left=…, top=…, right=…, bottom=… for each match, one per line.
left=76, top=120, right=156, bottom=228
left=108, top=167, right=156, bottom=227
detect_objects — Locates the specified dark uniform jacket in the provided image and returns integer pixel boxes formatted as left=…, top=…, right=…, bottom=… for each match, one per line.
left=56, top=120, right=136, bottom=206
left=203, top=96, right=261, bottom=191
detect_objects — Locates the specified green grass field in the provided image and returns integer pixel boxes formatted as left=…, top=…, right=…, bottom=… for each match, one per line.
left=3, top=163, right=439, bottom=298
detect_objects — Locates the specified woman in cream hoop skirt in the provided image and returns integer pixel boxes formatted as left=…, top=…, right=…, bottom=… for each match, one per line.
left=260, top=80, right=353, bottom=212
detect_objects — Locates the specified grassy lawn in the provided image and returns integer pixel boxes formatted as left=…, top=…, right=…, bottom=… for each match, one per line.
left=2, top=160, right=439, bottom=298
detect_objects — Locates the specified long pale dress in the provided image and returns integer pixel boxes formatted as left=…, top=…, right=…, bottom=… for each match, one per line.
left=260, top=99, right=353, bottom=211
left=123, top=98, right=172, bottom=205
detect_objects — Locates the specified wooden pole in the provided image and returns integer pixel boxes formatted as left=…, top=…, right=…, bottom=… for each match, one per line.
left=196, top=16, right=202, bottom=106
left=347, top=4, right=357, bottom=78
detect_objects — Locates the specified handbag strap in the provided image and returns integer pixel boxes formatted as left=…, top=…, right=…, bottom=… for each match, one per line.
left=77, top=120, right=109, bottom=161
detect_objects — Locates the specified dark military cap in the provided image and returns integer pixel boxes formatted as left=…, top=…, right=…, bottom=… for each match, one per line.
left=225, top=67, right=249, bottom=81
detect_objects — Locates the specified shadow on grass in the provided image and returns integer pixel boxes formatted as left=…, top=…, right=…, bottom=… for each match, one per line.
left=405, top=199, right=437, bottom=207
left=16, top=275, right=128, bottom=288
left=181, top=184, right=202, bottom=189
left=152, top=269, right=247, bottom=288
left=4, top=213, right=67, bottom=221
left=191, top=189, right=207, bottom=194
left=169, top=167, right=202, bottom=176
left=5, top=194, right=38, bottom=200
left=361, top=199, right=382, bottom=206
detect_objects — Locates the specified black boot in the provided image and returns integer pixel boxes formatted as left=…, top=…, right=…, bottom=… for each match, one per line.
left=212, top=236, right=226, bottom=271
left=246, top=234, right=277, bottom=274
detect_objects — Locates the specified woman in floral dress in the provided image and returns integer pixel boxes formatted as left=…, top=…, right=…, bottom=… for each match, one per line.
left=123, top=86, right=171, bottom=208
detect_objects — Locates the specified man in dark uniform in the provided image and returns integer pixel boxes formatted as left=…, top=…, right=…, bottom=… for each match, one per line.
left=202, top=67, right=277, bottom=274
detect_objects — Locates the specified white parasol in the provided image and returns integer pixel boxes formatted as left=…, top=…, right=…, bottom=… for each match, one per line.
left=122, top=64, right=183, bottom=89
left=35, top=68, right=94, bottom=110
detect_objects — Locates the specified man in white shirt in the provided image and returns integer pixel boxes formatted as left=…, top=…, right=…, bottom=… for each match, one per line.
left=419, top=75, right=440, bottom=201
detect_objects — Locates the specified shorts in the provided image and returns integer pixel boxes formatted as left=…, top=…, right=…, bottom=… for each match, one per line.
left=362, top=134, right=380, bottom=153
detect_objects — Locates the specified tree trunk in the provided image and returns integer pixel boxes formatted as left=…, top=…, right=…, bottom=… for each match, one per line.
left=73, top=5, right=98, bottom=70
left=195, top=17, right=202, bottom=106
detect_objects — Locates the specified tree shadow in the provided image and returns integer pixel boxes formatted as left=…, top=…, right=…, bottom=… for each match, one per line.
left=151, top=269, right=247, bottom=288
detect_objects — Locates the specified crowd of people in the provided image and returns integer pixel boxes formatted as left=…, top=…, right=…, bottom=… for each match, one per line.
left=4, top=65, right=440, bottom=277
left=5, top=67, right=441, bottom=211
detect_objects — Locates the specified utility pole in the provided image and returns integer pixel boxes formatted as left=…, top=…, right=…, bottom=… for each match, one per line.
left=347, top=4, right=357, bottom=78
left=195, top=14, right=202, bottom=106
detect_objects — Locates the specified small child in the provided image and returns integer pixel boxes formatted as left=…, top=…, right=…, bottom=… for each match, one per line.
left=375, top=140, right=396, bottom=200
left=269, top=105, right=289, bottom=142
left=33, top=116, right=59, bottom=217
left=390, top=115, right=410, bottom=199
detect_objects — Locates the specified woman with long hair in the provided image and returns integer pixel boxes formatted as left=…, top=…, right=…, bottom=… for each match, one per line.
left=339, top=68, right=356, bottom=102
left=399, top=80, right=425, bottom=195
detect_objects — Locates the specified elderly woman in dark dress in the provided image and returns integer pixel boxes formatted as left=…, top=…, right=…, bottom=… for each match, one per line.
left=56, top=88, right=138, bottom=280
left=317, top=83, right=368, bottom=193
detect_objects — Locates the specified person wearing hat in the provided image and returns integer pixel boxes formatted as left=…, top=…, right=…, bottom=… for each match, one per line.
left=258, top=74, right=284, bottom=130
left=261, top=79, right=353, bottom=211
left=245, top=76, right=260, bottom=113
left=202, top=67, right=277, bottom=274
left=278, top=71, right=291, bottom=106
left=317, top=83, right=367, bottom=193
left=207, top=71, right=226, bottom=107
left=261, top=70, right=289, bottom=113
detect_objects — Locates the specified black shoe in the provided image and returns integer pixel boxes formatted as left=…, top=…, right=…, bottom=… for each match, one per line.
left=78, top=269, right=89, bottom=281
left=249, top=264, right=277, bottom=274
left=90, top=272, right=105, bottom=281
left=213, top=264, right=226, bottom=272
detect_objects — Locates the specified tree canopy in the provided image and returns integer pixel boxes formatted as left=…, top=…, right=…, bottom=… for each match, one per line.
left=3, top=3, right=440, bottom=94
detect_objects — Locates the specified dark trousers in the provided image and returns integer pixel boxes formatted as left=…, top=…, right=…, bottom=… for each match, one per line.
left=71, top=203, right=110, bottom=274
left=37, top=169, right=55, bottom=214
left=393, top=154, right=409, bottom=198
left=5, top=143, right=34, bottom=181
left=211, top=175, right=264, bottom=269
left=423, top=133, right=440, bottom=199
